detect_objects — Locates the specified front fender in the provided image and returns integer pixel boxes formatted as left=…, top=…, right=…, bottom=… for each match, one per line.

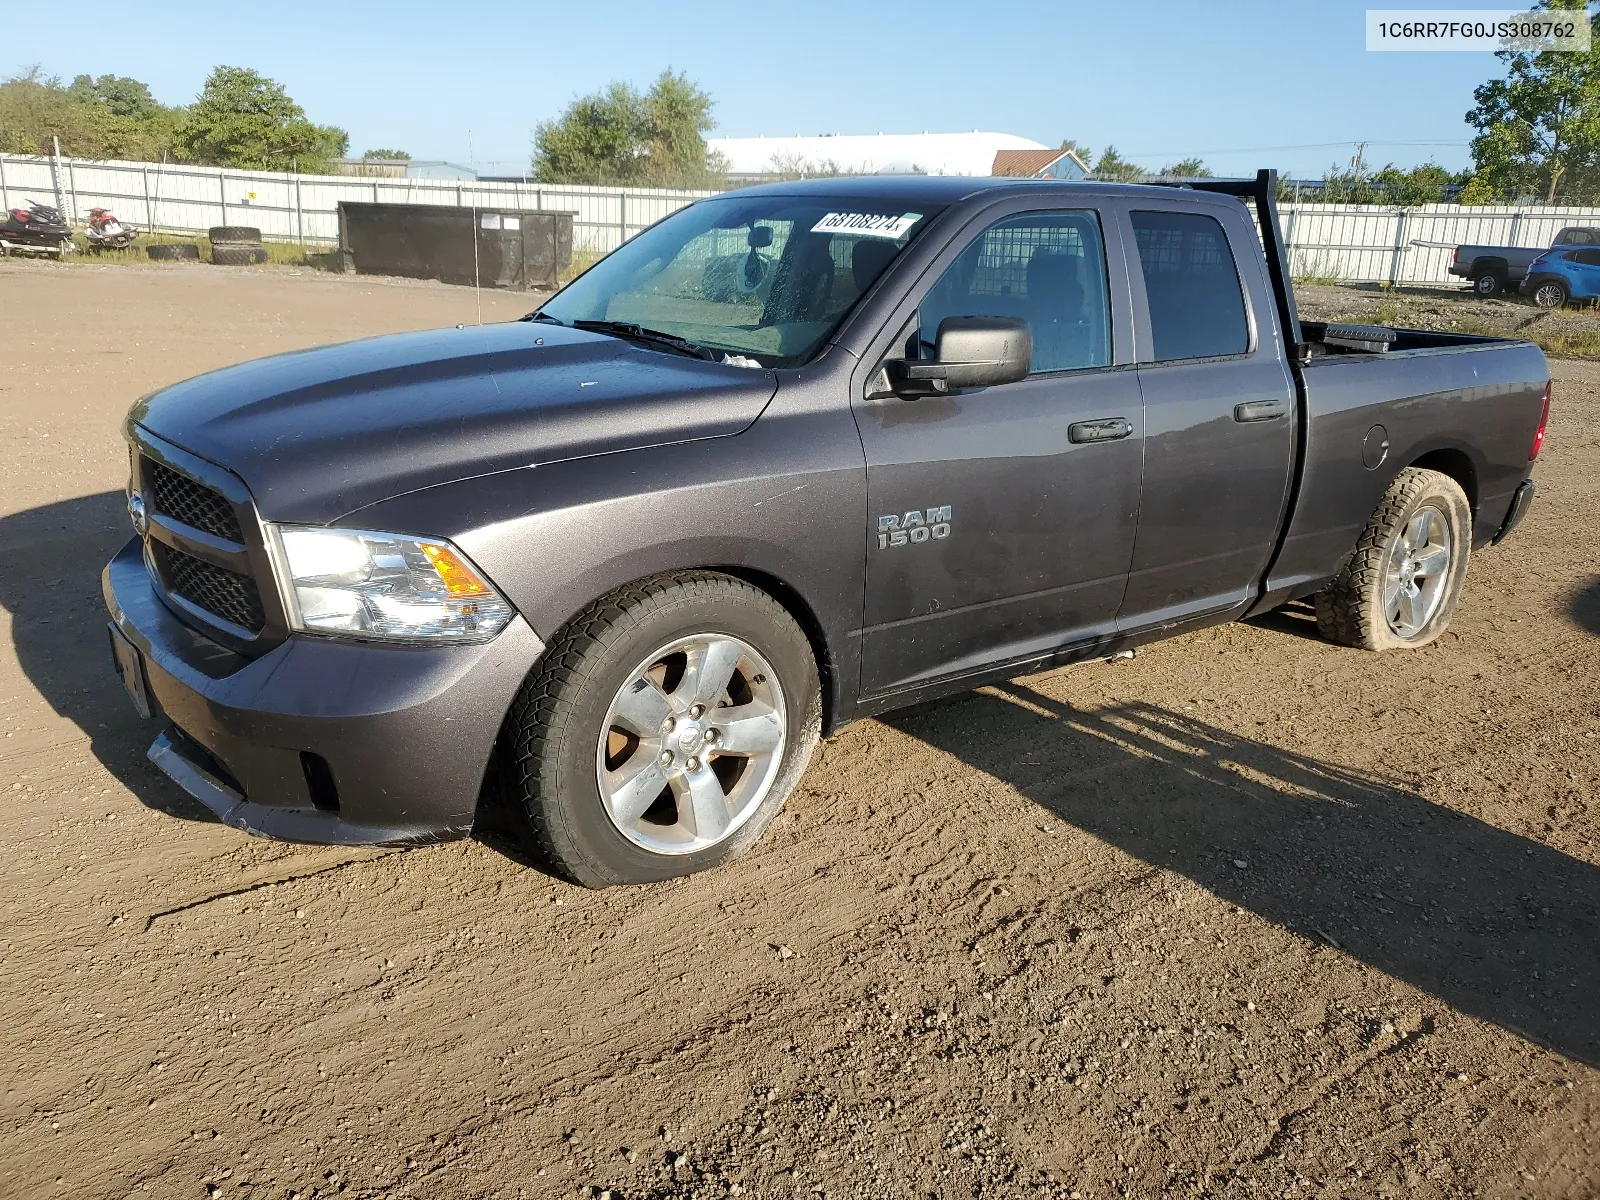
left=342, top=398, right=869, bottom=724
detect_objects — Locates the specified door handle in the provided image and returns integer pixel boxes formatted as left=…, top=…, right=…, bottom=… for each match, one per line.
left=1234, top=400, right=1288, bottom=422
left=1068, top=417, right=1133, bottom=444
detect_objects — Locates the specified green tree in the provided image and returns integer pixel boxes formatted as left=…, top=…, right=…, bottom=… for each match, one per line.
left=1463, top=0, right=1600, bottom=202
left=362, top=148, right=411, bottom=160
left=1158, top=157, right=1212, bottom=177
left=1371, top=162, right=1459, bottom=205
left=0, top=68, right=74, bottom=155
left=1091, top=146, right=1147, bottom=182
left=0, top=67, right=176, bottom=160
left=1056, top=138, right=1092, bottom=163
left=175, top=66, right=347, bottom=173
left=1319, top=149, right=1467, bottom=205
left=68, top=74, right=160, bottom=119
left=533, top=70, right=721, bottom=187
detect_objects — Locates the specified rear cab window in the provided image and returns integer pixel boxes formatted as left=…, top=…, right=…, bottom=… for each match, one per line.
left=1130, top=210, right=1249, bottom=362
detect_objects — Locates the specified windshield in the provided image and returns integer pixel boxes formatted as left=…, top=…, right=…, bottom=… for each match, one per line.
left=536, top=195, right=942, bottom=365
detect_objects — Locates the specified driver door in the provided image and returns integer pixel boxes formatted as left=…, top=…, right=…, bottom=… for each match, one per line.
left=853, top=204, right=1144, bottom=698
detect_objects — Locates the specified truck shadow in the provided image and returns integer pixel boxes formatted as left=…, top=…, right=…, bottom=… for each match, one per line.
left=0, top=491, right=218, bottom=824
left=8, top=492, right=1599, bottom=1061
left=886, top=683, right=1600, bottom=1068
left=1570, top=577, right=1600, bottom=638
left=1243, top=597, right=1325, bottom=642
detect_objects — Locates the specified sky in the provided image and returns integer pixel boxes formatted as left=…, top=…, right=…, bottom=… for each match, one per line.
left=6, top=0, right=1530, bottom=179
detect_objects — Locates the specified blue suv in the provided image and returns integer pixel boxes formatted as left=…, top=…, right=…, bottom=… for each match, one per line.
left=1519, top=246, right=1600, bottom=307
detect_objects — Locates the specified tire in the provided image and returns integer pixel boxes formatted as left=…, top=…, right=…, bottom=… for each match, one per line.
left=503, top=571, right=822, bottom=888
left=1473, top=271, right=1504, bottom=297
left=210, top=244, right=268, bottom=267
left=1532, top=279, right=1569, bottom=309
left=146, top=243, right=200, bottom=261
left=1314, top=467, right=1472, bottom=651
left=208, top=225, right=262, bottom=246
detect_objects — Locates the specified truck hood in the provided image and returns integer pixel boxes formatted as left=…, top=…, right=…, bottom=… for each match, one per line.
left=129, top=321, right=777, bottom=524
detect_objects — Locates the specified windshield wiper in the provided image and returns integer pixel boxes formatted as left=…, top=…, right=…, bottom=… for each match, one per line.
left=570, top=319, right=719, bottom=361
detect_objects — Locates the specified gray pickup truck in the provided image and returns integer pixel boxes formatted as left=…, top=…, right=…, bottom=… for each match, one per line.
left=104, top=171, right=1549, bottom=887
left=1450, top=224, right=1600, bottom=296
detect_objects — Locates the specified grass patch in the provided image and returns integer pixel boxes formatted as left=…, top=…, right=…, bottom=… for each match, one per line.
left=1292, top=253, right=1343, bottom=288
left=559, top=247, right=606, bottom=286
left=1451, top=314, right=1600, bottom=358
left=72, top=233, right=338, bottom=269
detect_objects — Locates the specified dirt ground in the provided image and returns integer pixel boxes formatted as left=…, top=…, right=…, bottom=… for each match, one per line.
left=0, top=260, right=1597, bottom=1200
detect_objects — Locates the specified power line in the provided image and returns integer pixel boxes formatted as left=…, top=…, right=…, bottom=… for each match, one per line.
left=1124, top=139, right=1470, bottom=157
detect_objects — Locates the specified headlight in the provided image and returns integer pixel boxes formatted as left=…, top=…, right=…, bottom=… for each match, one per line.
left=267, top=525, right=514, bottom=643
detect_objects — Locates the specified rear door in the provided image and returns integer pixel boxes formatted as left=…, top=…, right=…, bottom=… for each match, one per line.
left=1115, top=203, right=1297, bottom=632
left=1569, top=247, right=1600, bottom=297
left=853, top=203, right=1144, bottom=697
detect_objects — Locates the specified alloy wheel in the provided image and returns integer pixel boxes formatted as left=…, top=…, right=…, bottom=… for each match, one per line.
left=1534, top=282, right=1566, bottom=308
left=595, top=633, right=787, bottom=855
left=1383, top=505, right=1452, bottom=638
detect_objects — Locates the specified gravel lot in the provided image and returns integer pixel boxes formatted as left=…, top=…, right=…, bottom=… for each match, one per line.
left=1, top=261, right=1596, bottom=1200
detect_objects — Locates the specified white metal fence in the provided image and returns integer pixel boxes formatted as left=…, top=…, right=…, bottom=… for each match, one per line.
left=8, top=152, right=1600, bottom=286
left=1278, top=201, right=1600, bottom=286
left=0, top=153, right=715, bottom=255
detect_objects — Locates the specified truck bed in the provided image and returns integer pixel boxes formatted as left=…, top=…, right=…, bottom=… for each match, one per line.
left=1265, top=320, right=1548, bottom=601
left=1300, top=319, right=1513, bottom=358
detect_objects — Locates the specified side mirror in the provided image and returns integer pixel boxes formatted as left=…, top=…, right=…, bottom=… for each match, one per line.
left=888, top=316, right=1032, bottom=396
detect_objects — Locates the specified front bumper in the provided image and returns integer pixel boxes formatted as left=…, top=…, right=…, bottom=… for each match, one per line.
left=103, top=537, right=544, bottom=845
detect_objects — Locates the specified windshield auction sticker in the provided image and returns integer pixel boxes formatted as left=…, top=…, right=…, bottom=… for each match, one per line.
left=811, top=212, right=923, bottom=239
left=1367, top=9, right=1590, bottom=51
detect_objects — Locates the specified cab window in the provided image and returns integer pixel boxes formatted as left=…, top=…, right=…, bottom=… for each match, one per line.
left=1130, top=210, right=1249, bottom=362
left=918, top=210, right=1112, bottom=373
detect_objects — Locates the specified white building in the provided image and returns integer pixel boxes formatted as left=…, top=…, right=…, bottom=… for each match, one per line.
left=708, top=131, right=1083, bottom=181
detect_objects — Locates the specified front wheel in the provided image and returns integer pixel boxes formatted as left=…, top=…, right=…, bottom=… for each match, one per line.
left=503, top=572, right=821, bottom=887
left=1532, top=279, right=1569, bottom=309
left=1314, top=468, right=1472, bottom=651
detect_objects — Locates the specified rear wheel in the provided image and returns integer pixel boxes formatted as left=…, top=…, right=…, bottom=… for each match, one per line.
left=1473, top=271, right=1504, bottom=297
left=1532, top=279, right=1569, bottom=309
left=503, top=572, right=821, bottom=887
left=1314, top=468, right=1471, bottom=651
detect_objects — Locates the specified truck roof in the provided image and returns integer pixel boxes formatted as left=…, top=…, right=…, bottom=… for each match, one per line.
left=721, top=173, right=1241, bottom=208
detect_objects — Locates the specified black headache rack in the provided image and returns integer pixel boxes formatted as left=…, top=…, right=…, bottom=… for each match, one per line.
left=1152, top=169, right=1306, bottom=366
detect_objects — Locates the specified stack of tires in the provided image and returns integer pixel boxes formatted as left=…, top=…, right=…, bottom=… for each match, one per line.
left=208, top=226, right=267, bottom=267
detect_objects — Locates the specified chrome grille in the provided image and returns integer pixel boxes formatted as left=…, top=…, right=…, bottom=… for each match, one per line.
left=144, top=457, right=243, bottom=542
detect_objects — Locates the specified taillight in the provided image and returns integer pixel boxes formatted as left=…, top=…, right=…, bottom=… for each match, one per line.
left=1531, top=380, right=1551, bottom=460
